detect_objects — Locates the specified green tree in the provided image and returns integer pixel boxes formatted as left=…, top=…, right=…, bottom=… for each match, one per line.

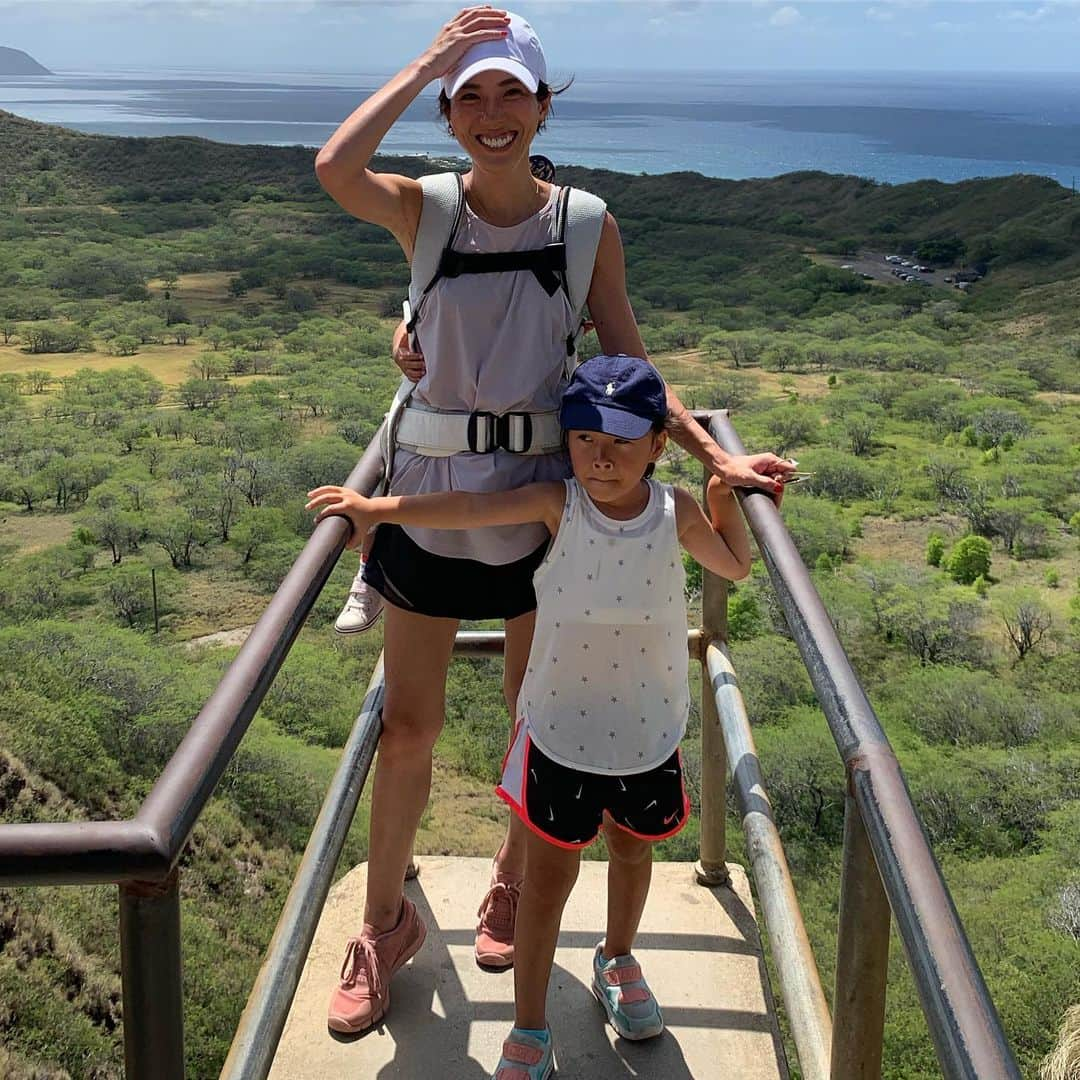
left=103, top=564, right=155, bottom=627
left=765, top=405, right=819, bottom=457
left=945, top=536, right=992, bottom=585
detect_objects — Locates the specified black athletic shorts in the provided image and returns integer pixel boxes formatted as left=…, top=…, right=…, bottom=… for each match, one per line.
left=362, top=523, right=548, bottom=621
left=497, top=724, right=690, bottom=850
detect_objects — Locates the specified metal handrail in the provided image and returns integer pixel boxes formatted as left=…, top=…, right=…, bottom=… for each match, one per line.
left=0, top=432, right=384, bottom=888
left=707, top=641, right=832, bottom=1080
left=0, top=431, right=386, bottom=1078
left=707, top=413, right=1020, bottom=1080
left=0, top=407, right=1022, bottom=1080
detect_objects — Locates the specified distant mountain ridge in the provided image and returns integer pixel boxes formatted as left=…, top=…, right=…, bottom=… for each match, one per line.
left=0, top=46, right=50, bottom=75
left=0, top=107, right=1077, bottom=287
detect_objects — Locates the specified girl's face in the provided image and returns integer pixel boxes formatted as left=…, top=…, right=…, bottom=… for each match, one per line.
left=449, top=69, right=548, bottom=169
left=567, top=428, right=667, bottom=512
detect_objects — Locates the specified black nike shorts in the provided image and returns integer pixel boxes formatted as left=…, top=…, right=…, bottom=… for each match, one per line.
left=496, top=723, right=690, bottom=850
left=363, top=522, right=548, bottom=621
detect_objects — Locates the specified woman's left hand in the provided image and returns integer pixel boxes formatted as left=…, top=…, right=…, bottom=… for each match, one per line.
left=716, top=453, right=796, bottom=496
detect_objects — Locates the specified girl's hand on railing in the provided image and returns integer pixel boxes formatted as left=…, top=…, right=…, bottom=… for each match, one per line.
left=305, top=486, right=374, bottom=549
left=419, top=6, right=511, bottom=81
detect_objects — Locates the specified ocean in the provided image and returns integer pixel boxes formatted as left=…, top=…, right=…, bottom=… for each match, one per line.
left=2, top=67, right=1079, bottom=186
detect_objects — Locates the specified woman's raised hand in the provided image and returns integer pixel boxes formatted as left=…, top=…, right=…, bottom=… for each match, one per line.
left=420, top=6, right=511, bottom=81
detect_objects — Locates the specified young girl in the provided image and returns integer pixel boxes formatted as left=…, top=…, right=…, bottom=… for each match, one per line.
left=307, top=355, right=763, bottom=1078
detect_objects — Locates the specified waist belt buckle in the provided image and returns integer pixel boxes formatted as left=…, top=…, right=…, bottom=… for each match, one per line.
left=467, top=411, right=496, bottom=453
left=497, top=412, right=533, bottom=454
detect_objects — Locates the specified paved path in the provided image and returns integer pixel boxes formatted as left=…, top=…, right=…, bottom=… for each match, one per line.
left=270, top=857, right=788, bottom=1079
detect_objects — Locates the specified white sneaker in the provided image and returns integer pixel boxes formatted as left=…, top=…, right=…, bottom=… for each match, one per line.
left=334, top=566, right=384, bottom=634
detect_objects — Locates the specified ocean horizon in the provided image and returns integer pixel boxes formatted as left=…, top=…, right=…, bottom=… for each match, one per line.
left=3, top=66, right=1079, bottom=186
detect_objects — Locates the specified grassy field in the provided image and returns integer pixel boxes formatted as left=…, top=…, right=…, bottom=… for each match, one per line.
left=0, top=504, right=74, bottom=553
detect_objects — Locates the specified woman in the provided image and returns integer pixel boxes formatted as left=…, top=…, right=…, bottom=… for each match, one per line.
left=314, top=5, right=791, bottom=1036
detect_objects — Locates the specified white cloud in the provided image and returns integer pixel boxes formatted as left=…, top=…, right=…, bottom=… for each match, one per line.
left=769, top=5, right=803, bottom=27
left=998, top=4, right=1058, bottom=19
left=866, top=6, right=895, bottom=20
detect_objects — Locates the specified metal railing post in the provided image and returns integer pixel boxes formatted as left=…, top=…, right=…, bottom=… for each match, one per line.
left=696, top=469, right=730, bottom=886
left=831, top=793, right=890, bottom=1080
left=119, top=869, right=185, bottom=1080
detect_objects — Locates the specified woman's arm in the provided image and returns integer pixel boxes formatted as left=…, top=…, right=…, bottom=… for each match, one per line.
left=674, top=483, right=752, bottom=582
left=306, top=481, right=565, bottom=548
left=586, top=213, right=794, bottom=493
left=314, top=7, right=510, bottom=256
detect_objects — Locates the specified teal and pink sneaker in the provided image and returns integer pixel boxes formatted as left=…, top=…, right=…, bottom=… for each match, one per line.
left=491, top=1027, right=555, bottom=1080
left=590, top=943, right=665, bottom=1041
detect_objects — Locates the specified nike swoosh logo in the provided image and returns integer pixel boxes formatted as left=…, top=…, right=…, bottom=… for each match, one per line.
left=663, top=811, right=680, bottom=826
left=644, top=800, right=658, bottom=811
left=548, top=806, right=555, bottom=822
left=575, top=784, right=583, bottom=800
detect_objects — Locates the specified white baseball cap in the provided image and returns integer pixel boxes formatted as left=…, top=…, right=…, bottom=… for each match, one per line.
left=441, top=11, right=547, bottom=100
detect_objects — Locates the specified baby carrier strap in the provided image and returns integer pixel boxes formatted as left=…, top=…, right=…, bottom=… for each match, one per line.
left=560, top=185, right=606, bottom=361
left=407, top=172, right=466, bottom=331
left=405, top=173, right=607, bottom=356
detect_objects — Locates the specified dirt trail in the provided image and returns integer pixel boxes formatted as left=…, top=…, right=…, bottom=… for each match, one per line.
left=181, top=625, right=254, bottom=650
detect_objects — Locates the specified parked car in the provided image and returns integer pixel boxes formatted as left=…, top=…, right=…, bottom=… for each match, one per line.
left=944, top=276, right=954, bottom=283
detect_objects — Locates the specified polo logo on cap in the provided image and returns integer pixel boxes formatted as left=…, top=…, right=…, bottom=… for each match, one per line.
left=604, top=381, right=616, bottom=396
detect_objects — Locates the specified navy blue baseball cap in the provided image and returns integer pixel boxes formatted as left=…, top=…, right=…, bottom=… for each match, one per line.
left=559, top=354, right=667, bottom=439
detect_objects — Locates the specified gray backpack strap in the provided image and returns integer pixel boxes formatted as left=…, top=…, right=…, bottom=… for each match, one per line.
left=561, top=187, right=607, bottom=363
left=407, top=172, right=465, bottom=332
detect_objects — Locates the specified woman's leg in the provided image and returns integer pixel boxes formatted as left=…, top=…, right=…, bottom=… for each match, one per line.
left=513, top=828, right=581, bottom=1030
left=493, top=609, right=536, bottom=878
left=601, top=813, right=654, bottom=957
left=364, top=603, right=459, bottom=929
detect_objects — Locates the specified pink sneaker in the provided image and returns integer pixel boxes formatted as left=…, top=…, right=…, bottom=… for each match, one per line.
left=327, top=898, right=427, bottom=1034
left=475, top=862, right=522, bottom=970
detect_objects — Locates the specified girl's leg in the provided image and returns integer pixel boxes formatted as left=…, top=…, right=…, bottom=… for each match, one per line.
left=601, top=812, right=654, bottom=957
left=364, top=604, right=458, bottom=929
left=513, top=828, right=581, bottom=1030
left=591, top=816, right=664, bottom=1041
left=493, top=609, right=536, bottom=878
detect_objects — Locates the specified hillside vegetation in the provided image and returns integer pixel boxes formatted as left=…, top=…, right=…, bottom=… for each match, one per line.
left=0, top=112, right=1078, bottom=1078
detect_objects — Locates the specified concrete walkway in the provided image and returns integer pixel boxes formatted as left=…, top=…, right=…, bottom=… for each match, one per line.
left=270, top=857, right=788, bottom=1079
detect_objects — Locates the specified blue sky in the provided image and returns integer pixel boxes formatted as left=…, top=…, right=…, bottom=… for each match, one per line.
left=3, top=1, right=1080, bottom=73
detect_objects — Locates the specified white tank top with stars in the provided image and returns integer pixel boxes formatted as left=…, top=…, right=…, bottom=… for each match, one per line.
left=518, top=478, right=689, bottom=776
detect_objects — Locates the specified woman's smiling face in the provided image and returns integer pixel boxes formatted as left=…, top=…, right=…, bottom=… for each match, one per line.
left=449, top=69, right=548, bottom=167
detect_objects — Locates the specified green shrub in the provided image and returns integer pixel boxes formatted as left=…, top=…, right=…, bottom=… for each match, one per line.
left=945, top=535, right=992, bottom=585
left=926, top=534, right=945, bottom=567
left=884, top=667, right=1068, bottom=747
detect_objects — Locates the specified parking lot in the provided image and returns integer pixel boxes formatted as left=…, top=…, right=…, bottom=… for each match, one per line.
left=817, top=251, right=967, bottom=291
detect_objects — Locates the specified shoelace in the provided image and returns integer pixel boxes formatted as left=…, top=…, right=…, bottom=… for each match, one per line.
left=339, top=936, right=383, bottom=998
left=477, top=880, right=520, bottom=934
